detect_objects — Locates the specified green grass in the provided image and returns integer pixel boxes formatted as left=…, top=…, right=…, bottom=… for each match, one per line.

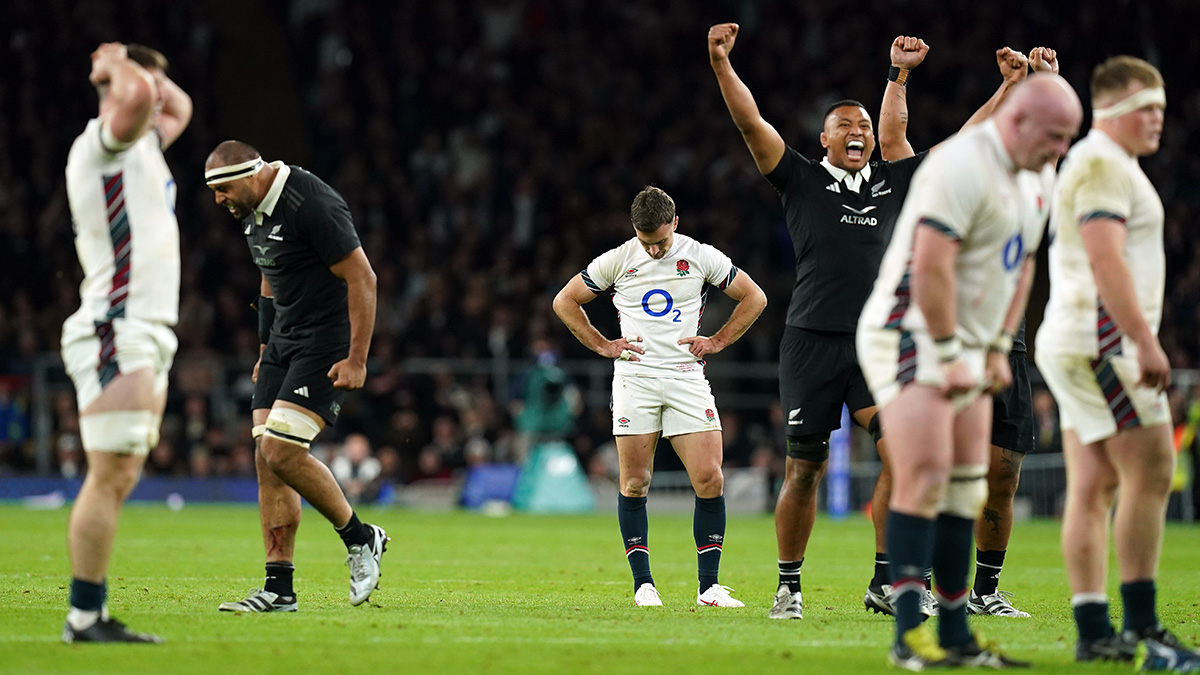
left=2, top=502, right=1198, bottom=674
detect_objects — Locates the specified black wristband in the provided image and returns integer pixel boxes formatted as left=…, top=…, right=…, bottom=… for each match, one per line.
left=257, top=295, right=275, bottom=344
left=888, top=65, right=910, bottom=86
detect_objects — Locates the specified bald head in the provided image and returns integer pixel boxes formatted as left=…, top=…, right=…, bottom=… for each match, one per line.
left=205, top=140, right=261, bottom=172
left=994, top=73, right=1083, bottom=171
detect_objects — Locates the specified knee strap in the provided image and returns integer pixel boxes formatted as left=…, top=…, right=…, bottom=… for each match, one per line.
left=251, top=424, right=266, bottom=440
left=938, top=464, right=988, bottom=519
left=79, top=410, right=158, bottom=454
left=263, top=407, right=323, bottom=449
left=786, top=433, right=831, bottom=462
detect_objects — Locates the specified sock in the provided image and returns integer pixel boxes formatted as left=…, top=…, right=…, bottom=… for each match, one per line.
left=67, top=578, right=106, bottom=630
left=1072, top=594, right=1115, bottom=642
left=973, top=549, right=1006, bottom=596
left=886, top=511, right=936, bottom=642
left=693, top=495, right=725, bottom=593
left=618, top=494, right=653, bottom=591
left=932, top=513, right=974, bottom=648
left=335, top=512, right=371, bottom=548
left=264, top=562, right=295, bottom=598
left=872, top=552, right=889, bottom=588
left=1120, top=580, right=1158, bottom=635
left=779, top=559, right=803, bottom=593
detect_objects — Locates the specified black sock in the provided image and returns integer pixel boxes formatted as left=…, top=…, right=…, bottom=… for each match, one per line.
left=886, top=511, right=936, bottom=642
left=264, top=562, right=295, bottom=598
left=932, top=513, right=974, bottom=648
left=973, top=548, right=1006, bottom=596
left=618, top=494, right=653, bottom=591
left=335, top=512, right=371, bottom=548
left=1120, top=580, right=1158, bottom=635
left=872, top=552, right=889, bottom=588
left=779, top=559, right=803, bottom=593
left=1074, top=600, right=1115, bottom=642
left=693, top=495, right=725, bottom=592
left=69, top=578, right=106, bottom=612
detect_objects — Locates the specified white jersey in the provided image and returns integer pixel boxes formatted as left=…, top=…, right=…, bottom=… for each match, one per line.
left=64, top=118, right=180, bottom=328
left=582, top=233, right=737, bottom=378
left=1036, top=129, right=1165, bottom=358
left=860, top=121, right=1053, bottom=347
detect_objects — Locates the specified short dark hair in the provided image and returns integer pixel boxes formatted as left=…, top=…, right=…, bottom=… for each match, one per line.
left=1091, top=56, right=1163, bottom=107
left=126, top=44, right=169, bottom=73
left=824, top=99, right=869, bottom=121
left=630, top=186, right=675, bottom=233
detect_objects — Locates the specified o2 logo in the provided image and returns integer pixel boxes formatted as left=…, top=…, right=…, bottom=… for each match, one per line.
left=642, top=289, right=682, bottom=323
left=1002, top=233, right=1024, bottom=271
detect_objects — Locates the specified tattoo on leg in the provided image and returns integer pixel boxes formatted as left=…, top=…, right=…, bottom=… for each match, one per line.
left=982, top=507, right=1001, bottom=535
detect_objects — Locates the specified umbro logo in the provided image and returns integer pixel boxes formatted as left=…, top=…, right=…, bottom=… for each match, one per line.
left=708, top=534, right=723, bottom=543
left=825, top=183, right=841, bottom=193
left=842, top=204, right=879, bottom=216
left=626, top=537, right=643, bottom=545
left=623, top=267, right=639, bottom=278
left=618, top=417, right=630, bottom=427
left=293, top=386, right=310, bottom=397
left=268, top=224, right=284, bottom=241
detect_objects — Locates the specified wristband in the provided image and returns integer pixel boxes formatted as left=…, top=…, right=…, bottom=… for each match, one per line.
left=888, top=66, right=910, bottom=86
left=256, top=295, right=276, bottom=344
left=933, top=334, right=962, bottom=363
left=989, top=331, right=1014, bottom=356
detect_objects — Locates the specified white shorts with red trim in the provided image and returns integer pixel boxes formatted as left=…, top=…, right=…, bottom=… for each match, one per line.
left=611, top=374, right=721, bottom=438
left=61, top=315, right=177, bottom=411
left=1034, top=351, right=1171, bottom=444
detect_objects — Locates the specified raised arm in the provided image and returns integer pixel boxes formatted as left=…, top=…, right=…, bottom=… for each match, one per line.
left=708, top=23, right=786, bottom=175
left=155, top=72, right=193, bottom=150
left=89, top=43, right=157, bottom=146
left=679, top=270, right=767, bottom=358
left=552, top=275, right=645, bottom=361
left=328, top=247, right=378, bottom=390
left=959, top=48, right=1031, bottom=129
left=878, top=36, right=930, bottom=161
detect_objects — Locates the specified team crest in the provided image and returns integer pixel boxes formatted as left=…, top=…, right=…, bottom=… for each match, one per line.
left=676, top=260, right=690, bottom=277
left=704, top=408, right=715, bottom=422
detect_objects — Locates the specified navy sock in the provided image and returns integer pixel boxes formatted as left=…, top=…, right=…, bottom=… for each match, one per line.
left=693, top=495, right=725, bottom=592
left=1120, top=580, right=1158, bottom=635
left=618, top=494, right=653, bottom=591
left=886, top=511, right=936, bottom=642
left=973, top=548, right=1005, bottom=596
left=1074, top=600, right=1115, bottom=642
left=264, top=562, right=295, bottom=597
left=872, top=552, right=889, bottom=587
left=335, top=512, right=371, bottom=548
left=932, top=513, right=974, bottom=648
left=69, top=578, right=106, bottom=611
left=779, top=559, right=803, bottom=593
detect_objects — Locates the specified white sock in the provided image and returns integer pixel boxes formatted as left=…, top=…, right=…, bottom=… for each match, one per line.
left=66, top=607, right=101, bottom=630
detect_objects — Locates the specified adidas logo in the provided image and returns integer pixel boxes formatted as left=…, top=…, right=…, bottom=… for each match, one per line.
left=825, top=182, right=841, bottom=193
left=293, top=386, right=309, bottom=397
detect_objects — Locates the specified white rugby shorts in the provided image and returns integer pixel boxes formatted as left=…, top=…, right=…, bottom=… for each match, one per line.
left=857, top=326, right=987, bottom=411
left=61, top=315, right=177, bottom=411
left=1034, top=351, right=1171, bottom=444
left=611, top=374, right=721, bottom=438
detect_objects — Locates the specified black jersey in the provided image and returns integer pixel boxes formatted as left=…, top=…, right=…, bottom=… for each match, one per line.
left=765, top=147, right=926, bottom=333
left=243, top=165, right=361, bottom=344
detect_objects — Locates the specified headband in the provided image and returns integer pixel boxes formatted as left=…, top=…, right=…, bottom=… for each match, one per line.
left=204, top=157, right=265, bottom=186
left=1093, top=87, right=1166, bottom=120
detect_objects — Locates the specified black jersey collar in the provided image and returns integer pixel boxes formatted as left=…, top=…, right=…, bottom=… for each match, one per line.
left=820, top=158, right=872, bottom=193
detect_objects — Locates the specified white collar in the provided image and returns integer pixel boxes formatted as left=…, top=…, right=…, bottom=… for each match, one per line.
left=820, top=158, right=872, bottom=192
left=981, top=120, right=1016, bottom=173
left=254, top=162, right=290, bottom=226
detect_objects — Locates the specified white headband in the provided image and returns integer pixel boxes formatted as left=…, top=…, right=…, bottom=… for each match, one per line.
left=1093, top=87, right=1166, bottom=120
left=204, top=158, right=265, bottom=186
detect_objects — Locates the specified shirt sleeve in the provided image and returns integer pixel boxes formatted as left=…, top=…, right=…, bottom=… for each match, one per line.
left=582, top=246, right=625, bottom=294
left=1065, top=154, right=1135, bottom=225
left=907, top=153, right=988, bottom=242
left=762, top=146, right=805, bottom=195
left=697, top=243, right=737, bottom=290
left=296, top=193, right=362, bottom=268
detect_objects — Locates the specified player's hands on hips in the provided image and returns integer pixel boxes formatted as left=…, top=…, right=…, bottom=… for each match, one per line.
left=1029, top=47, right=1059, bottom=73
left=1137, top=339, right=1171, bottom=392
left=940, top=359, right=977, bottom=399
left=996, top=47, right=1029, bottom=84
left=328, top=358, right=367, bottom=390
left=708, top=23, right=739, bottom=63
left=890, top=36, right=930, bottom=69
left=984, top=351, right=1013, bottom=394
left=679, top=335, right=723, bottom=358
left=603, top=336, right=645, bottom=362
left=89, top=42, right=128, bottom=85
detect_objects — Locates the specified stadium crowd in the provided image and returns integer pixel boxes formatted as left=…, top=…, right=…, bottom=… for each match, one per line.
left=1, top=0, right=1198, bottom=500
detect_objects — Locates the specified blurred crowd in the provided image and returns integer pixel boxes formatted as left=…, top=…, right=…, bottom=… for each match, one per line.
left=2, top=0, right=1199, bottom=497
